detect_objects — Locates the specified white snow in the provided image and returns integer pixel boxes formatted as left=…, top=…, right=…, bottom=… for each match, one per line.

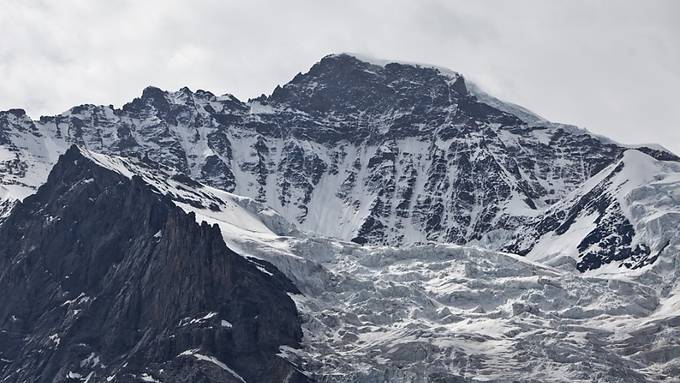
left=249, top=101, right=276, bottom=115
left=140, top=373, right=161, bottom=383
left=526, top=149, right=680, bottom=272
left=527, top=212, right=598, bottom=264
left=255, top=265, right=273, bottom=276
left=335, top=53, right=463, bottom=81
left=179, top=312, right=219, bottom=326
left=178, top=349, right=246, bottom=382
left=48, top=333, right=60, bottom=347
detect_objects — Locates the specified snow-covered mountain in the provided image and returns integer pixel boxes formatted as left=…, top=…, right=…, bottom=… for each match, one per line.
left=1, top=53, right=678, bottom=273
left=5, top=145, right=678, bottom=382
left=508, top=149, right=680, bottom=272
left=1, top=53, right=680, bottom=382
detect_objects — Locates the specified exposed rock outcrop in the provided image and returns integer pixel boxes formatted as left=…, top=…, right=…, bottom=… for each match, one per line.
left=0, top=146, right=310, bottom=382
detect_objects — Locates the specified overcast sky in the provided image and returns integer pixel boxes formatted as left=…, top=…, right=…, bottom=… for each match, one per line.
left=2, top=0, right=679, bottom=153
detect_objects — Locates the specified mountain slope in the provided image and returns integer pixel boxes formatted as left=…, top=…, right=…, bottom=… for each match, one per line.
left=2, top=145, right=679, bottom=382
left=0, top=53, right=678, bottom=273
left=507, top=149, right=680, bottom=272
left=0, top=146, right=310, bottom=383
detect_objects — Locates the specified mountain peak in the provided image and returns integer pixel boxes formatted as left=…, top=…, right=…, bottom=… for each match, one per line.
left=141, top=85, right=166, bottom=97
left=266, top=52, right=470, bottom=116
left=121, top=85, right=171, bottom=113
left=325, top=53, right=463, bottom=77
left=4, top=108, right=27, bottom=117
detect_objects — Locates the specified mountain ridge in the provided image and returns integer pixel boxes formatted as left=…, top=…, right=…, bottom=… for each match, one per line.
left=0, top=145, right=310, bottom=382
left=4, top=53, right=675, bottom=155
left=0, top=53, right=678, bottom=273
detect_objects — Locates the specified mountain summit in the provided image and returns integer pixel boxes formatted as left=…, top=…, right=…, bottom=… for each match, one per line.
left=0, top=53, right=678, bottom=272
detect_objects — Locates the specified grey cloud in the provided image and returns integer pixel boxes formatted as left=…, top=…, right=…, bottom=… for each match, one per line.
left=1, top=0, right=678, bottom=154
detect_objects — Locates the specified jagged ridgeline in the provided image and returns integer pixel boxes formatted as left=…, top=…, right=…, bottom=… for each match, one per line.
left=0, top=146, right=310, bottom=382
left=0, top=53, right=679, bottom=272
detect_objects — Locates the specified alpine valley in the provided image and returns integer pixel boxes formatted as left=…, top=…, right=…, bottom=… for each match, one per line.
left=1, top=54, right=679, bottom=382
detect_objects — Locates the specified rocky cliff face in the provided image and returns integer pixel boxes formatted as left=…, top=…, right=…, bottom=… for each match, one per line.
left=0, top=53, right=678, bottom=272
left=0, top=146, right=310, bottom=383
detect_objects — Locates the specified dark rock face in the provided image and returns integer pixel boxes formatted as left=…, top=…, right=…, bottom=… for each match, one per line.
left=260, top=54, right=521, bottom=144
left=0, top=146, right=310, bottom=382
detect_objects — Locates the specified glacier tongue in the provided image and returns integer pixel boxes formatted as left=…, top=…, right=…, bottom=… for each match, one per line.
left=178, top=177, right=677, bottom=383
left=230, top=232, right=679, bottom=382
